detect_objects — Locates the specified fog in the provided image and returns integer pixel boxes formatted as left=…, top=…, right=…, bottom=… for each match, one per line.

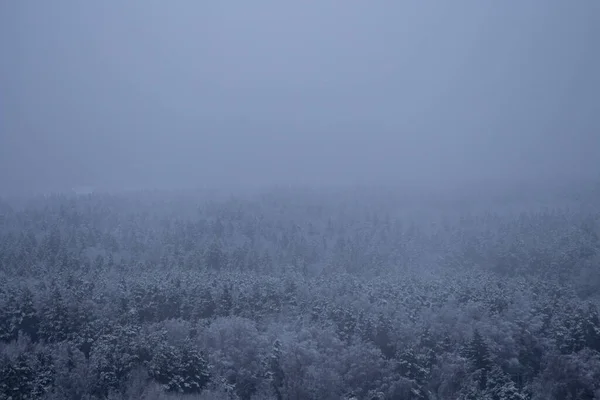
left=1, top=1, right=599, bottom=194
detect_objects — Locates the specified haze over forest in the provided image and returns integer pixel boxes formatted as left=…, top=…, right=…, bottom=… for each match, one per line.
left=1, top=1, right=600, bottom=194
left=3, top=3, right=600, bottom=399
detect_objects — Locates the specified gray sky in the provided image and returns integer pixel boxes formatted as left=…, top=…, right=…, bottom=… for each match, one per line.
left=1, top=1, right=599, bottom=194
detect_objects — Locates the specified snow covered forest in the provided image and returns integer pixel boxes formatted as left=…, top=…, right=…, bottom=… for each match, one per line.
left=1, top=182, right=600, bottom=400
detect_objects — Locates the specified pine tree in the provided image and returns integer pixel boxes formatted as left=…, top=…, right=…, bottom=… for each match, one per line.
left=19, top=288, right=40, bottom=342
left=267, top=339, right=285, bottom=400
left=465, top=329, right=493, bottom=389
left=205, top=241, right=227, bottom=271
left=396, top=347, right=431, bottom=400
left=0, top=292, right=19, bottom=342
left=485, top=366, right=527, bottom=400
left=0, top=354, right=34, bottom=400
left=218, top=284, right=234, bottom=317
left=583, top=304, right=600, bottom=352
left=39, top=286, right=70, bottom=343
left=30, top=347, right=55, bottom=398
left=149, top=341, right=210, bottom=394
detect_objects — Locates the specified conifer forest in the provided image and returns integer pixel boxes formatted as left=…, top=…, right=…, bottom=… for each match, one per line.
left=1, top=183, right=600, bottom=400
left=3, top=0, right=600, bottom=398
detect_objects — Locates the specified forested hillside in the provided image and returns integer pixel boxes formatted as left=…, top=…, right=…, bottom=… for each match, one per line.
left=1, top=184, right=600, bottom=399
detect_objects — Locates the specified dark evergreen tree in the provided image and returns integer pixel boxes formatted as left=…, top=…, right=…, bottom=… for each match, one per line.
left=0, top=354, right=34, bottom=400
left=148, top=341, right=210, bottom=394
left=465, top=329, right=493, bottom=389
left=485, top=366, right=527, bottom=400
left=39, top=286, right=70, bottom=343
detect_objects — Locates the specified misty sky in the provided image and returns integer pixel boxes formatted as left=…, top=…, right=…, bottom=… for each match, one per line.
left=1, top=1, right=599, bottom=193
